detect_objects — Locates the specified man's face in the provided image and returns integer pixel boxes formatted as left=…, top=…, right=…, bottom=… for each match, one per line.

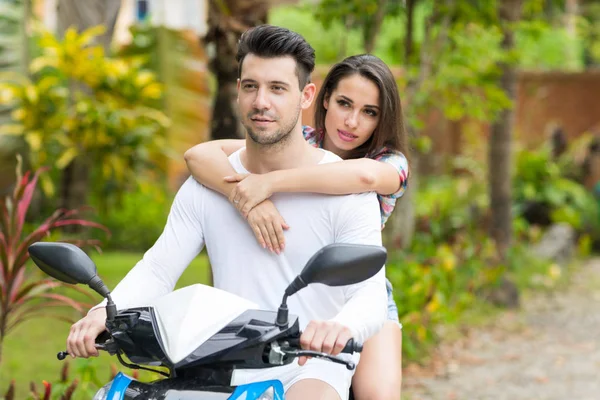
left=237, top=54, right=304, bottom=145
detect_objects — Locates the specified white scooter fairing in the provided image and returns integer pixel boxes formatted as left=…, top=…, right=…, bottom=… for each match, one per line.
left=146, top=284, right=259, bottom=365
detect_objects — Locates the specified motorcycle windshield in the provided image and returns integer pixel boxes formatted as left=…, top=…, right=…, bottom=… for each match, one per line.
left=148, top=284, right=259, bottom=364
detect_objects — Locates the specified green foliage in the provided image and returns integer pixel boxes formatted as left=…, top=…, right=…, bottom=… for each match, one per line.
left=388, top=162, right=574, bottom=360
left=91, top=182, right=170, bottom=252
left=0, top=25, right=172, bottom=208
left=116, top=22, right=158, bottom=70
left=516, top=21, right=584, bottom=70
left=23, top=362, right=79, bottom=400
left=2, top=359, right=140, bottom=400
left=404, top=22, right=511, bottom=130
left=389, top=234, right=495, bottom=359
left=513, top=145, right=597, bottom=230
left=387, top=171, right=488, bottom=359
left=579, top=2, right=600, bottom=66
left=272, top=0, right=588, bottom=138
left=313, top=0, right=403, bottom=50
left=414, top=168, right=487, bottom=243
left=269, top=6, right=361, bottom=64
left=269, top=4, right=411, bottom=65
left=0, top=158, right=108, bottom=363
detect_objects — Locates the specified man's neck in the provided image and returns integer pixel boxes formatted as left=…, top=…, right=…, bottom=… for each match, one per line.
left=242, top=126, right=323, bottom=174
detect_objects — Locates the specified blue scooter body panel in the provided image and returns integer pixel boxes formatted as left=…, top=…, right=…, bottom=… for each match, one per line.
left=104, top=374, right=285, bottom=399
left=106, top=372, right=133, bottom=399
left=229, top=380, right=285, bottom=399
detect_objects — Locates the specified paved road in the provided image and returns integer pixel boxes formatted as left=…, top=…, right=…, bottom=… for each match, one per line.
left=403, top=259, right=600, bottom=400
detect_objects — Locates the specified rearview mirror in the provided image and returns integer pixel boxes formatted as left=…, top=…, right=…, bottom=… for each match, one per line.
left=28, top=242, right=110, bottom=297
left=299, top=243, right=387, bottom=288
left=276, top=243, right=387, bottom=327
left=284, top=243, right=387, bottom=299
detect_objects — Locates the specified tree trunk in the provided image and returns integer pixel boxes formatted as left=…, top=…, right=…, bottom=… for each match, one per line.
left=404, top=0, right=416, bottom=63
left=206, top=0, right=269, bottom=140
left=489, top=0, right=522, bottom=261
left=337, top=17, right=352, bottom=60
left=209, top=29, right=245, bottom=140
left=485, top=0, right=523, bottom=309
left=59, top=160, right=90, bottom=211
left=383, top=155, right=418, bottom=249
left=363, top=0, right=388, bottom=54
left=564, top=0, right=579, bottom=69
left=383, top=1, right=453, bottom=250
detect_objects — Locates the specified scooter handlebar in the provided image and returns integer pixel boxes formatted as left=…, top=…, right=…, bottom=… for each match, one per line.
left=341, top=338, right=363, bottom=354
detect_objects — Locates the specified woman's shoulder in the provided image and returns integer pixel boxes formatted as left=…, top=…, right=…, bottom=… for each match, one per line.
left=302, top=125, right=316, bottom=138
left=302, top=125, right=322, bottom=148
left=368, top=146, right=408, bottom=168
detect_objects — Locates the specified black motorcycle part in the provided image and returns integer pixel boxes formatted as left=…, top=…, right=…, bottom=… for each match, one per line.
left=107, top=308, right=174, bottom=368
left=173, top=309, right=301, bottom=371
left=122, top=375, right=234, bottom=400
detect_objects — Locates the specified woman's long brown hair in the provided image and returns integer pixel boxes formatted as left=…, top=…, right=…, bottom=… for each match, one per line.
left=314, top=54, right=409, bottom=161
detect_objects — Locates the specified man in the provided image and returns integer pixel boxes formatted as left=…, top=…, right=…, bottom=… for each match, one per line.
left=66, top=25, right=387, bottom=400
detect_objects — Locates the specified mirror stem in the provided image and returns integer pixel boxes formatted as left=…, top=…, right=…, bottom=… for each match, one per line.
left=106, top=293, right=117, bottom=322
left=277, top=276, right=308, bottom=327
left=275, top=294, right=289, bottom=327
left=285, top=276, right=307, bottom=297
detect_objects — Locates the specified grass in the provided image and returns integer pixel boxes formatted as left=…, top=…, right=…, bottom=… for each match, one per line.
left=0, top=251, right=211, bottom=399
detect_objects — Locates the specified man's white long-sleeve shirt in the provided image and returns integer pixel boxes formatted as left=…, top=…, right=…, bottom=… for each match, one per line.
left=103, top=148, right=387, bottom=344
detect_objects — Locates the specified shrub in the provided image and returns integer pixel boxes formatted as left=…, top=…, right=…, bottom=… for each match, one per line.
left=90, top=182, right=170, bottom=252
left=0, top=158, right=108, bottom=364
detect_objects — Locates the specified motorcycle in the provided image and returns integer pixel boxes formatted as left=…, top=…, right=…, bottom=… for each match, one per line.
left=28, top=241, right=387, bottom=399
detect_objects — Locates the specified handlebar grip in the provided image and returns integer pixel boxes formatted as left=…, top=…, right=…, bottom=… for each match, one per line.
left=341, top=338, right=363, bottom=354
left=56, top=331, right=112, bottom=361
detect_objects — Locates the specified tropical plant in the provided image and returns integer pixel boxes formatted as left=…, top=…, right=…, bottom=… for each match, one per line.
left=4, top=361, right=80, bottom=400
left=0, top=157, right=108, bottom=364
left=0, top=25, right=171, bottom=212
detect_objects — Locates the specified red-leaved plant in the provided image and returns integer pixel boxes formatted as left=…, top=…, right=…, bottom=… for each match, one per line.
left=0, top=157, right=109, bottom=363
left=3, top=362, right=78, bottom=400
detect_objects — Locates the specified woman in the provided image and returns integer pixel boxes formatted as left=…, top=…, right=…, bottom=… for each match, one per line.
left=184, top=54, right=409, bottom=399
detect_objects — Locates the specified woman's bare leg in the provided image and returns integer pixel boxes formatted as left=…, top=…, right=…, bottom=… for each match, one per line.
left=351, top=321, right=402, bottom=400
left=287, top=379, right=341, bottom=400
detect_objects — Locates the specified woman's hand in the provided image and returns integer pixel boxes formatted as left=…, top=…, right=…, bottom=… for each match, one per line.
left=245, top=200, right=289, bottom=254
left=225, top=173, right=274, bottom=218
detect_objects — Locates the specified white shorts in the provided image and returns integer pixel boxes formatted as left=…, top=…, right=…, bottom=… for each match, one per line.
left=231, top=357, right=356, bottom=400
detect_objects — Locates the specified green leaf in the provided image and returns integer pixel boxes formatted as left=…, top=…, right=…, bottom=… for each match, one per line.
left=55, top=147, right=79, bottom=169
left=77, top=25, right=107, bottom=47
left=29, top=56, right=57, bottom=73
left=25, top=131, right=42, bottom=151
left=0, top=124, right=24, bottom=136
left=39, top=174, right=55, bottom=197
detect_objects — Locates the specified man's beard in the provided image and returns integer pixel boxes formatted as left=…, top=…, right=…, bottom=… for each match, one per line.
left=243, top=106, right=301, bottom=146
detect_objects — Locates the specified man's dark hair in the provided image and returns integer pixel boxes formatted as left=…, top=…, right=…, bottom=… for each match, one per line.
left=236, top=25, right=315, bottom=89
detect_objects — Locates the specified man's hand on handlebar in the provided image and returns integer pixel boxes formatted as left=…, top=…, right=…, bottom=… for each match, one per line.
left=298, top=320, right=352, bottom=366
left=66, top=307, right=107, bottom=359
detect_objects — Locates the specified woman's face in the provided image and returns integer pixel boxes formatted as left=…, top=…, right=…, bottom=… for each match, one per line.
left=322, top=74, right=381, bottom=157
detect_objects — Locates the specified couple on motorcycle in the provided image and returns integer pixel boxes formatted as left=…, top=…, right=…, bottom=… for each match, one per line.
left=66, top=25, right=409, bottom=400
